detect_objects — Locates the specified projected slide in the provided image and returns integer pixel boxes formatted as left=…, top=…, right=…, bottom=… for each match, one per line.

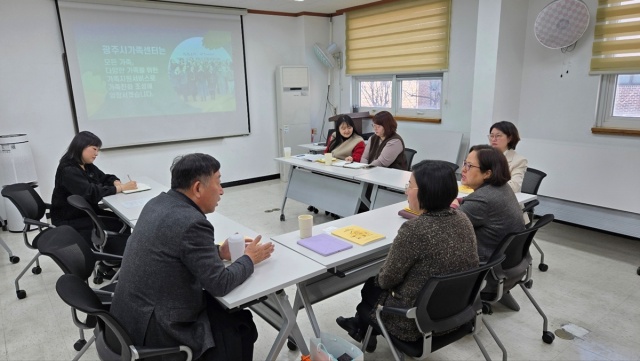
left=76, top=29, right=236, bottom=120
left=58, top=1, right=250, bottom=148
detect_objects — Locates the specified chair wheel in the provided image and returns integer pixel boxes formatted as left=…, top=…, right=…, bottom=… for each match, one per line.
left=287, top=339, right=298, bottom=351
left=313, top=208, right=318, bottom=214
left=93, top=276, right=103, bottom=285
left=637, top=266, right=640, bottom=275
left=9, top=256, right=20, bottom=264
left=539, top=263, right=549, bottom=272
left=542, top=331, right=555, bottom=344
left=74, top=339, right=87, bottom=351
left=17, top=290, right=27, bottom=299
left=325, top=211, right=330, bottom=215
left=32, top=266, right=42, bottom=274
left=482, top=302, right=492, bottom=315
left=307, top=206, right=315, bottom=212
left=280, top=214, right=285, bottom=222
left=524, top=280, right=533, bottom=289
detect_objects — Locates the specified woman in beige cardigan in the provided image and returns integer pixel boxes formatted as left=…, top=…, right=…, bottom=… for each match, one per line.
left=489, top=121, right=528, bottom=193
left=324, top=114, right=365, bottom=162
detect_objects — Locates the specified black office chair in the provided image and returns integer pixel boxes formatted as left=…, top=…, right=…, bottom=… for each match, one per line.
left=67, top=195, right=129, bottom=283
left=1, top=183, right=53, bottom=299
left=56, top=274, right=193, bottom=361
left=404, top=148, right=417, bottom=170
left=481, top=214, right=555, bottom=345
left=37, top=225, right=123, bottom=354
left=520, top=168, right=548, bottom=271
left=360, top=257, right=507, bottom=361
left=361, top=132, right=374, bottom=141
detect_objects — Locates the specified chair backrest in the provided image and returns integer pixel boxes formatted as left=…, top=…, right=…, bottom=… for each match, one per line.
left=521, top=168, right=547, bottom=195
left=327, top=129, right=335, bottom=143
left=67, top=195, right=108, bottom=249
left=37, top=225, right=97, bottom=280
left=414, top=256, right=505, bottom=335
left=56, top=274, right=133, bottom=360
left=361, top=132, right=374, bottom=141
left=486, top=214, right=554, bottom=287
left=404, top=148, right=417, bottom=171
left=1, top=183, right=48, bottom=221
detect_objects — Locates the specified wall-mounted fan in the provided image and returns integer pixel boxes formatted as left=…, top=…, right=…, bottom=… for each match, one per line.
left=534, top=0, right=589, bottom=51
left=313, top=42, right=342, bottom=69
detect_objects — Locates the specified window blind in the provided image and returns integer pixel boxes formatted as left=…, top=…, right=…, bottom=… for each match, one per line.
left=346, top=0, right=451, bottom=75
left=590, top=0, right=640, bottom=74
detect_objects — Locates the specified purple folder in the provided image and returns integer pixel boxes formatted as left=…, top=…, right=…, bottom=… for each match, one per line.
left=297, top=233, right=353, bottom=256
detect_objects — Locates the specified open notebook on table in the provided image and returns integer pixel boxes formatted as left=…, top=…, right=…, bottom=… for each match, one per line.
left=122, top=183, right=152, bottom=194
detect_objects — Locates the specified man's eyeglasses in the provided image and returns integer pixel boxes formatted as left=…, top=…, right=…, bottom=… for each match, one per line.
left=487, top=134, right=504, bottom=140
left=462, top=162, right=480, bottom=171
left=404, top=182, right=418, bottom=191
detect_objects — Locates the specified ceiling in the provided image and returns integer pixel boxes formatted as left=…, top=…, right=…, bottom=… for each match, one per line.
left=164, top=0, right=378, bottom=14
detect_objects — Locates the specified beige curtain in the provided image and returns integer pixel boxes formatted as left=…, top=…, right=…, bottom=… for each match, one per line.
left=590, top=0, right=640, bottom=74
left=346, top=0, right=451, bottom=75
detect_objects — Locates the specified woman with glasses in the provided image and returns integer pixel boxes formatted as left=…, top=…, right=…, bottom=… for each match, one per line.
left=336, top=160, right=478, bottom=352
left=488, top=121, right=527, bottom=192
left=453, top=145, right=525, bottom=262
left=360, top=111, right=407, bottom=170
left=324, top=114, right=365, bottom=162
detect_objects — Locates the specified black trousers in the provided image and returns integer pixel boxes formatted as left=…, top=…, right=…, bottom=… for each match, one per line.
left=354, top=277, right=384, bottom=335
left=199, top=292, right=258, bottom=361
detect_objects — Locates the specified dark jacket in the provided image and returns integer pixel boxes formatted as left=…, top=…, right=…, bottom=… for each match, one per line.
left=373, top=209, right=479, bottom=341
left=110, top=190, right=254, bottom=360
left=51, top=159, right=118, bottom=224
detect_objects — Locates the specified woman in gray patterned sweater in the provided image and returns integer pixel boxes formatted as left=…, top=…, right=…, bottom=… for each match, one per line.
left=337, top=160, right=479, bottom=351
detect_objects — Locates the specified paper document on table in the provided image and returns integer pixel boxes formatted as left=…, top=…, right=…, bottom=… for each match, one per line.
left=316, top=157, right=338, bottom=163
left=331, top=225, right=385, bottom=246
left=294, top=154, right=325, bottom=162
left=331, top=161, right=373, bottom=169
left=122, top=183, right=152, bottom=194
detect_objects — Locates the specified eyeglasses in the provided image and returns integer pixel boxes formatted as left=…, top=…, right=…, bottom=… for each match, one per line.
left=404, top=182, right=418, bottom=191
left=487, top=133, right=504, bottom=140
left=462, top=161, right=480, bottom=171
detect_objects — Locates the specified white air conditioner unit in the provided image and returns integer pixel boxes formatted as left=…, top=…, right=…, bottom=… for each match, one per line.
left=275, top=65, right=310, bottom=180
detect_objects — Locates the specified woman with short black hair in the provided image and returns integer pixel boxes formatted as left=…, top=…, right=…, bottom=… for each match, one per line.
left=336, top=160, right=478, bottom=352
left=453, top=145, right=525, bottom=262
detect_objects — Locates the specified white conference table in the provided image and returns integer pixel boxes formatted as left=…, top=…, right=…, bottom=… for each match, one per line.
left=102, top=178, right=325, bottom=360
left=298, top=143, right=327, bottom=154
left=270, top=202, right=408, bottom=338
left=354, top=166, right=538, bottom=209
left=275, top=156, right=377, bottom=220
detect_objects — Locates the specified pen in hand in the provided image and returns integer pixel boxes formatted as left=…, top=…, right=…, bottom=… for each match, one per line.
left=127, top=174, right=132, bottom=182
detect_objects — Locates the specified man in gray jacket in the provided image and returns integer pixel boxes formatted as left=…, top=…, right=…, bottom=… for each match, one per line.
left=110, top=153, right=274, bottom=360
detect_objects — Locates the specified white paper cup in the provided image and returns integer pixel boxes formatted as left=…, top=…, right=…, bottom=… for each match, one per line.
left=228, top=233, right=245, bottom=262
left=298, top=215, right=313, bottom=239
left=283, top=147, right=291, bottom=157
left=324, top=152, right=333, bottom=166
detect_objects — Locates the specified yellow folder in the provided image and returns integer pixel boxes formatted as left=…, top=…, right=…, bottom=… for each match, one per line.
left=458, top=184, right=474, bottom=194
left=331, top=225, right=385, bottom=246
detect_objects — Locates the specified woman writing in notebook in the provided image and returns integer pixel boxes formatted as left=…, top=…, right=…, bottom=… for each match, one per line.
left=51, top=131, right=137, bottom=247
left=324, top=114, right=365, bottom=162
left=336, top=160, right=478, bottom=352
left=360, top=111, right=407, bottom=170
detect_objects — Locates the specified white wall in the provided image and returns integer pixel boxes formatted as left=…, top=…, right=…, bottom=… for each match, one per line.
left=0, top=1, right=329, bottom=201
left=517, top=0, right=640, bottom=213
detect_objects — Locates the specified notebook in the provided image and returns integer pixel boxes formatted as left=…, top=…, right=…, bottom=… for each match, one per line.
left=458, top=184, right=474, bottom=194
left=331, top=161, right=374, bottom=169
left=331, top=225, right=385, bottom=246
left=122, top=183, right=152, bottom=194
left=297, top=233, right=353, bottom=256
left=398, top=207, right=420, bottom=220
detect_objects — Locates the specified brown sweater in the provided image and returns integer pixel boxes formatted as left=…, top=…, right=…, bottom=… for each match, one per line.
left=372, top=209, right=479, bottom=341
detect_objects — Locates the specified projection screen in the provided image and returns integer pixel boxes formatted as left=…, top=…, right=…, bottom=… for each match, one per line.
left=57, top=0, right=250, bottom=148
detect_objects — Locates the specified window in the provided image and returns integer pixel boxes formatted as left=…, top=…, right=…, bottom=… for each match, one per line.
left=354, top=74, right=442, bottom=120
left=596, top=74, right=640, bottom=130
